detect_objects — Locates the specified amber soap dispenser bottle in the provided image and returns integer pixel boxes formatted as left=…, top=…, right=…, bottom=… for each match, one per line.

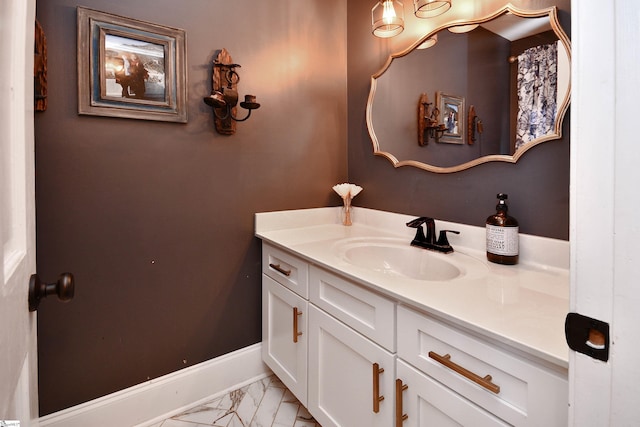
left=486, top=193, right=519, bottom=265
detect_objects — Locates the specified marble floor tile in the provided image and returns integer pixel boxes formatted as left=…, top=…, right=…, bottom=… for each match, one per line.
left=248, top=386, right=285, bottom=426
left=154, top=375, right=321, bottom=427
left=235, top=379, right=269, bottom=424
left=271, top=398, right=299, bottom=426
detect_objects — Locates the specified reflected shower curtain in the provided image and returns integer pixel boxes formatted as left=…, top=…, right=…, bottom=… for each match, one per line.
left=515, top=42, right=558, bottom=150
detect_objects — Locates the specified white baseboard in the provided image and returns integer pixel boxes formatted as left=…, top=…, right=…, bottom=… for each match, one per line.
left=39, top=343, right=270, bottom=427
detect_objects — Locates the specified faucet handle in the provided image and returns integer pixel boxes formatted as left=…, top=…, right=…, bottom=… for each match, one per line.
left=436, top=230, right=460, bottom=247
left=406, top=217, right=429, bottom=228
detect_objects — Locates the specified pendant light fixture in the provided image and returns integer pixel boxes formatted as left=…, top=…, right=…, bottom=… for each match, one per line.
left=413, top=0, right=451, bottom=18
left=372, top=0, right=405, bottom=38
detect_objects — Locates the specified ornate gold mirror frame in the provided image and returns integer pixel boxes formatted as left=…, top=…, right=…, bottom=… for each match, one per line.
left=366, top=5, right=571, bottom=173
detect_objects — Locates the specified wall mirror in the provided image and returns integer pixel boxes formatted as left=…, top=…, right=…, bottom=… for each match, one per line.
left=366, top=5, right=571, bottom=173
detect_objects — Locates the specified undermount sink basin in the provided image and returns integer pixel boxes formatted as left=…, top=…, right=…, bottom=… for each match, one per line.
left=333, top=237, right=487, bottom=282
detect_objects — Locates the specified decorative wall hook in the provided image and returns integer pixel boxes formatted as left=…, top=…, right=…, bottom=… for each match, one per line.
left=203, top=48, right=260, bottom=135
left=418, top=93, right=446, bottom=146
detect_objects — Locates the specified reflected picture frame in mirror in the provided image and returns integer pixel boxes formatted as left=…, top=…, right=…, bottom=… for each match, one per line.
left=366, top=4, right=571, bottom=173
left=437, top=92, right=465, bottom=144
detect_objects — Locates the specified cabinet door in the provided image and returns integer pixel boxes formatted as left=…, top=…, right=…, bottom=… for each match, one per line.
left=262, top=275, right=308, bottom=405
left=308, top=305, right=395, bottom=427
left=397, top=360, right=510, bottom=427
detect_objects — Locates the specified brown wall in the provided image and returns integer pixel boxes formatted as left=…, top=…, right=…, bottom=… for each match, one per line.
left=34, top=0, right=347, bottom=415
left=468, top=28, right=511, bottom=156
left=347, top=0, right=571, bottom=239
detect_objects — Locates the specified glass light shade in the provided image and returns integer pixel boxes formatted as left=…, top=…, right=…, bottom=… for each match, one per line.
left=414, top=0, right=451, bottom=18
left=372, top=0, right=405, bottom=38
left=416, top=34, right=438, bottom=49
left=447, top=23, right=479, bottom=33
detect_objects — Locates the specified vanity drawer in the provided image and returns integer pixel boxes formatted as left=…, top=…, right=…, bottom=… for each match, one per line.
left=262, top=243, right=309, bottom=298
left=309, top=265, right=395, bottom=352
left=397, top=305, right=568, bottom=427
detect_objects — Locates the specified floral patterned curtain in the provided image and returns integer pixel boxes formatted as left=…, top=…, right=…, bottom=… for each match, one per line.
left=515, top=41, right=558, bottom=150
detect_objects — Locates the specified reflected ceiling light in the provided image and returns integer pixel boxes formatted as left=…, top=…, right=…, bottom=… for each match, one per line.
left=413, top=0, right=451, bottom=18
left=447, top=23, right=479, bottom=33
left=372, top=0, right=405, bottom=38
left=416, top=34, right=438, bottom=49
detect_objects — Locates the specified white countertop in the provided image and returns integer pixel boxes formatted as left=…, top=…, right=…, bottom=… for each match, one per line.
left=255, top=207, right=569, bottom=370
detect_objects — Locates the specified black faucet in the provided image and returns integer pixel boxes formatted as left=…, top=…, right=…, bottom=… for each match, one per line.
left=406, top=217, right=459, bottom=254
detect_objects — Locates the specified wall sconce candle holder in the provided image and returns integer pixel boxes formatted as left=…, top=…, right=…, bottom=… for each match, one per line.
left=418, top=93, right=446, bottom=145
left=34, top=19, right=48, bottom=111
left=203, top=48, right=260, bottom=135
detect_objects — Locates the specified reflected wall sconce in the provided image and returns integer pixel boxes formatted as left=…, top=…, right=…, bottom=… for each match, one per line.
left=418, top=93, right=446, bottom=145
left=468, top=105, right=483, bottom=145
left=372, top=0, right=452, bottom=38
left=203, top=48, right=260, bottom=135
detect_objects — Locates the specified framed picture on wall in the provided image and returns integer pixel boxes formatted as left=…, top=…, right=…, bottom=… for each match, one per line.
left=436, top=92, right=465, bottom=144
left=76, top=6, right=187, bottom=123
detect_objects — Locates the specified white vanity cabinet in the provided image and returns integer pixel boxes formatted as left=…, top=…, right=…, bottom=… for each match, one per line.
left=260, top=239, right=568, bottom=427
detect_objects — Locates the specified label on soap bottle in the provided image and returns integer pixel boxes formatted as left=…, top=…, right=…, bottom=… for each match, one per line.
left=486, top=225, right=519, bottom=256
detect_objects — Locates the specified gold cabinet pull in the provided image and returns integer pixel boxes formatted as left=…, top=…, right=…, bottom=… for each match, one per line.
left=372, top=363, right=385, bottom=413
left=269, top=263, right=291, bottom=276
left=428, top=351, right=500, bottom=394
left=292, top=307, right=303, bottom=343
left=395, top=379, right=408, bottom=427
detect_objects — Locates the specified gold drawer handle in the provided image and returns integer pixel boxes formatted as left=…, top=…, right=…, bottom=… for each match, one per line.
left=395, top=378, right=408, bottom=426
left=372, top=363, right=385, bottom=413
left=428, top=351, right=500, bottom=394
left=269, top=263, right=291, bottom=277
left=292, top=307, right=303, bottom=343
